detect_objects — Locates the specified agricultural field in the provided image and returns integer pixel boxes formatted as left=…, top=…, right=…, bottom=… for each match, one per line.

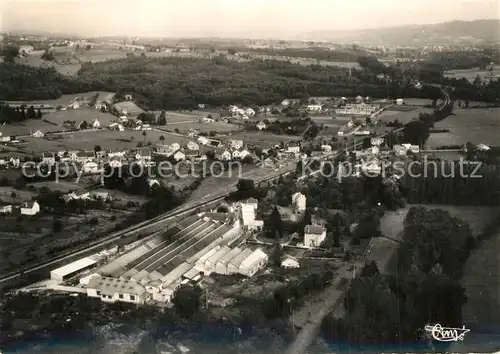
left=427, top=107, right=500, bottom=147
left=380, top=204, right=497, bottom=240
left=444, top=65, right=500, bottom=83
left=377, top=106, right=433, bottom=125
left=4, top=91, right=114, bottom=108
left=0, top=208, right=128, bottom=274
left=227, top=131, right=302, bottom=148
left=16, top=130, right=191, bottom=153
left=368, top=204, right=498, bottom=274
left=169, top=121, right=241, bottom=134
left=113, top=101, right=145, bottom=117
left=0, top=186, right=38, bottom=203
left=42, top=108, right=117, bottom=127
left=0, top=120, right=63, bottom=137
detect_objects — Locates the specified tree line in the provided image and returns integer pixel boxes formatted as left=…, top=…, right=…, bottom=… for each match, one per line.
left=321, top=206, right=475, bottom=349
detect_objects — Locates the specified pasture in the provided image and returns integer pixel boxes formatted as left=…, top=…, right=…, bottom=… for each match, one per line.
left=378, top=106, right=433, bottom=125
left=227, top=131, right=302, bottom=148
left=444, top=65, right=500, bottom=83
left=5, top=91, right=115, bottom=108
left=18, top=130, right=190, bottom=153
left=427, top=107, right=500, bottom=147
left=0, top=120, right=63, bottom=137
left=169, top=121, right=241, bottom=134
left=380, top=204, right=497, bottom=240
left=43, top=108, right=117, bottom=127
left=369, top=204, right=498, bottom=275
left=113, top=101, right=145, bottom=116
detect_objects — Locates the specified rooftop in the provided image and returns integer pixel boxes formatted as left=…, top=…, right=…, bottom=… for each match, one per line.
left=304, top=225, right=326, bottom=235
left=87, top=276, right=147, bottom=296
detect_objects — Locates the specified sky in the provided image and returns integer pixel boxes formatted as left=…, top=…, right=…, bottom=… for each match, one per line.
left=0, top=0, right=498, bottom=38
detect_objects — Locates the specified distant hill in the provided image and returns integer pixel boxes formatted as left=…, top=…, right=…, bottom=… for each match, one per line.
left=301, top=20, right=500, bottom=46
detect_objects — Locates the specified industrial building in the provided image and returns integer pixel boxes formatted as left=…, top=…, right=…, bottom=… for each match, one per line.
left=50, top=257, right=97, bottom=282
left=45, top=210, right=271, bottom=306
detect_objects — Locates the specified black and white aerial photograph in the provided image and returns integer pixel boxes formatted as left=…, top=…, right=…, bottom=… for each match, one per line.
left=0, top=0, right=499, bottom=353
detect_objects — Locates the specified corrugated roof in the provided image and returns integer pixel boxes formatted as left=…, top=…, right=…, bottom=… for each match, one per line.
left=50, top=257, right=97, bottom=278
left=87, top=276, right=146, bottom=296
left=217, top=247, right=242, bottom=266
left=229, top=248, right=254, bottom=268
left=206, top=246, right=231, bottom=266
left=239, top=248, right=268, bottom=270
left=161, top=262, right=193, bottom=287
left=304, top=225, right=325, bottom=235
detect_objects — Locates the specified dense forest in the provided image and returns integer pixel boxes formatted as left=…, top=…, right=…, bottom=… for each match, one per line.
left=321, top=206, right=480, bottom=348
left=0, top=56, right=448, bottom=110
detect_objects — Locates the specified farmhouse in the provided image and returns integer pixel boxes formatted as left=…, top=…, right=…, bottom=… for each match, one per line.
left=109, top=123, right=124, bottom=131
left=306, top=104, right=322, bottom=113
left=232, top=148, right=250, bottom=160
left=281, top=255, right=300, bottom=269
left=0, top=205, right=13, bottom=214
left=197, top=136, right=210, bottom=145
left=83, top=161, right=100, bottom=174
left=304, top=225, right=326, bottom=248
left=215, top=148, right=231, bottom=161
left=256, top=121, right=267, bottom=131
left=171, top=150, right=186, bottom=162
left=92, top=119, right=101, bottom=129
left=187, top=141, right=200, bottom=152
left=32, top=130, right=44, bottom=138
left=287, top=142, right=301, bottom=154
left=321, top=144, right=332, bottom=152
left=135, top=149, right=152, bottom=161
left=245, top=108, right=256, bottom=117
left=19, top=45, right=34, bottom=54
left=20, top=201, right=40, bottom=216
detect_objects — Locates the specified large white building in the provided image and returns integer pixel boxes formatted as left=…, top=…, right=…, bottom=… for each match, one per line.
left=304, top=225, right=327, bottom=248
left=51, top=257, right=97, bottom=282
left=239, top=198, right=263, bottom=231
left=87, top=276, right=149, bottom=304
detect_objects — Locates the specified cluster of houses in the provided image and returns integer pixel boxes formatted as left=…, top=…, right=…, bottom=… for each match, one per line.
left=228, top=105, right=256, bottom=120
left=345, top=137, right=421, bottom=176
left=0, top=200, right=40, bottom=216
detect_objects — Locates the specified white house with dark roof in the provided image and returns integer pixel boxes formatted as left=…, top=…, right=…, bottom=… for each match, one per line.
left=215, top=148, right=231, bottom=161
left=304, top=225, right=326, bottom=248
left=287, top=142, right=301, bottom=154
left=20, top=200, right=40, bottom=216
left=187, top=141, right=200, bottom=152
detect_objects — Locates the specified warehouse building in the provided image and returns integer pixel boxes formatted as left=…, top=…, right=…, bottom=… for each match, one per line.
left=50, top=257, right=97, bottom=282
left=227, top=248, right=254, bottom=274
left=238, top=248, right=268, bottom=277
left=215, top=247, right=242, bottom=275
left=87, top=275, right=149, bottom=304
left=204, top=246, right=231, bottom=273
